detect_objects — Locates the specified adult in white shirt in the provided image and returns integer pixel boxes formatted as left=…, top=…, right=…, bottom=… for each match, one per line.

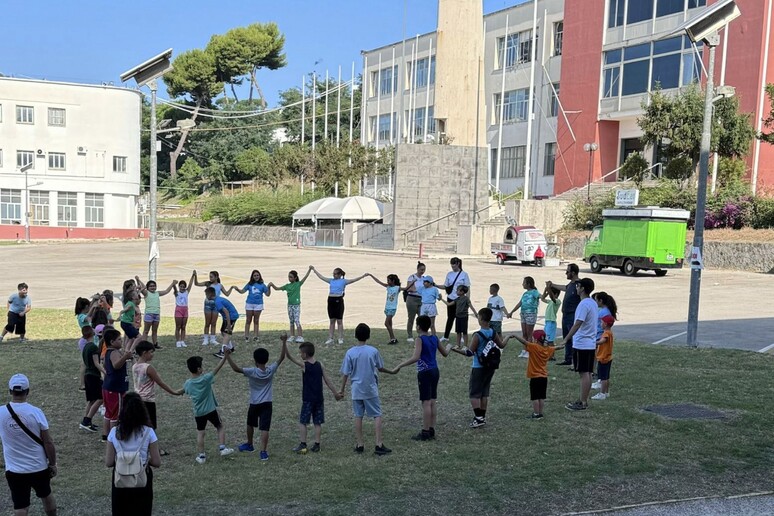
left=105, top=392, right=161, bottom=516
left=563, top=278, right=598, bottom=411
left=441, top=257, right=471, bottom=342
left=405, top=261, right=427, bottom=342
left=0, top=373, right=58, bottom=516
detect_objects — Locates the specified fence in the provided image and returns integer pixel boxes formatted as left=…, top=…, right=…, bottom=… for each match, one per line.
left=295, top=228, right=344, bottom=248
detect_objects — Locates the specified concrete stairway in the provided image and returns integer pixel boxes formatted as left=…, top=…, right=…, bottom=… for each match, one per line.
left=553, top=179, right=660, bottom=202
left=404, top=227, right=459, bottom=255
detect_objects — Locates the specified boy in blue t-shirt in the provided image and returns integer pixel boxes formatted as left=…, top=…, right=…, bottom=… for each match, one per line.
left=2, top=282, right=31, bottom=343
left=207, top=287, right=239, bottom=358
left=339, top=323, right=396, bottom=456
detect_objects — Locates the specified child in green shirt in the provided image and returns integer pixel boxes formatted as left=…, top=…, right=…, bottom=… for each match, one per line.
left=269, top=267, right=312, bottom=344
left=540, top=285, right=562, bottom=346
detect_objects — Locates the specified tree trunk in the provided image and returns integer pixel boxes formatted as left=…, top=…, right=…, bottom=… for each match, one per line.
left=230, top=83, right=239, bottom=102
left=169, top=98, right=203, bottom=179
left=250, top=69, right=267, bottom=108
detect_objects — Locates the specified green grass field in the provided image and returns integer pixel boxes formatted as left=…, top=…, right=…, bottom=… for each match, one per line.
left=1, top=309, right=774, bottom=515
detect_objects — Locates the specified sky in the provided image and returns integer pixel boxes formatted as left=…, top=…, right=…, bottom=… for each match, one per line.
left=1, top=0, right=527, bottom=106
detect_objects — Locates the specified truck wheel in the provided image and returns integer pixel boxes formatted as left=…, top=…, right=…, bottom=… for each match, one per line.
left=654, top=269, right=667, bottom=277
left=623, top=259, right=638, bottom=276
left=496, top=255, right=504, bottom=265
left=589, top=257, right=602, bottom=273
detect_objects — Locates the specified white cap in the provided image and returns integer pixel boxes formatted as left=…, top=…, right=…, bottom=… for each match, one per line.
left=8, top=373, right=30, bottom=392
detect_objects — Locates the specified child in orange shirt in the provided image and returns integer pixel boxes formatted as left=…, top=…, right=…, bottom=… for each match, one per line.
left=592, top=315, right=615, bottom=401
left=511, top=329, right=563, bottom=419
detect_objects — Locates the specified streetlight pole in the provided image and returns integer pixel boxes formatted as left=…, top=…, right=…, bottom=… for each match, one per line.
left=583, top=143, right=598, bottom=202
left=24, top=169, right=30, bottom=243
left=686, top=36, right=718, bottom=348
left=148, top=80, right=158, bottom=280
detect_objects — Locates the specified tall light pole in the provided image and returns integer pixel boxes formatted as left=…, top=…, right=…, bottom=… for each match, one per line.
left=19, top=162, right=33, bottom=242
left=120, top=49, right=173, bottom=281
left=583, top=143, right=598, bottom=202
left=674, top=0, right=741, bottom=347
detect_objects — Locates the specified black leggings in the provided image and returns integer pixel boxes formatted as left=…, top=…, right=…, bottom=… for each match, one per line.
left=443, top=303, right=455, bottom=339
left=112, top=467, right=153, bottom=516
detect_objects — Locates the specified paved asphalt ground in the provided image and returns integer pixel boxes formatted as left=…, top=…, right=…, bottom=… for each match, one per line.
left=1, top=239, right=772, bottom=352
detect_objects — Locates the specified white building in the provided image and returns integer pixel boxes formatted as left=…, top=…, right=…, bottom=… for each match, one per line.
left=0, top=78, right=141, bottom=237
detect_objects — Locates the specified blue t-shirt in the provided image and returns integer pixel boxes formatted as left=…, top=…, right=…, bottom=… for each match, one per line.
left=76, top=313, right=90, bottom=328
left=417, top=335, right=439, bottom=372
left=385, top=286, right=400, bottom=311
left=244, top=283, right=269, bottom=305
left=329, top=278, right=347, bottom=296
left=597, top=306, right=612, bottom=339
left=520, top=289, right=540, bottom=314
left=340, top=344, right=384, bottom=400
left=472, top=328, right=495, bottom=369
left=243, top=363, right=278, bottom=404
left=417, top=284, right=439, bottom=305
left=8, top=293, right=30, bottom=315
left=214, top=297, right=239, bottom=320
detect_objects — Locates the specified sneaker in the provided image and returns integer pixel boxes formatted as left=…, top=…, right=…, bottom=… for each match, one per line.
left=591, top=381, right=602, bottom=390
left=18, top=338, right=27, bottom=343
left=440, top=337, right=449, bottom=343
left=176, top=342, right=182, bottom=348
left=195, top=454, right=206, bottom=464
left=310, top=442, right=320, bottom=453
left=259, top=451, right=269, bottom=461
left=210, top=335, right=219, bottom=345
left=411, top=431, right=431, bottom=441
left=324, top=338, right=334, bottom=345
left=89, top=424, right=99, bottom=432
left=354, top=445, right=365, bottom=454
left=292, top=442, right=308, bottom=454
left=374, top=444, right=392, bottom=456
left=238, top=443, right=255, bottom=453
left=154, top=344, right=161, bottom=350
left=219, top=447, right=235, bottom=457
left=591, top=392, right=609, bottom=400
left=518, top=350, right=529, bottom=359
left=202, top=337, right=209, bottom=346
left=253, top=336, right=260, bottom=342
left=0, top=335, right=4, bottom=342
left=469, top=417, right=486, bottom=428
left=100, top=435, right=108, bottom=443
left=530, top=413, right=544, bottom=419
left=244, top=336, right=250, bottom=342
left=388, top=339, right=398, bottom=345
left=179, top=341, right=188, bottom=348
left=213, top=350, right=225, bottom=359
left=294, top=336, right=305, bottom=343
left=407, top=337, right=415, bottom=343
left=557, top=360, right=572, bottom=366
left=565, top=401, right=588, bottom=411
left=79, top=422, right=97, bottom=432
left=337, top=338, right=344, bottom=345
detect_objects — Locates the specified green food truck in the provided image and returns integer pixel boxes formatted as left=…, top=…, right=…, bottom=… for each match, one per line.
left=583, top=207, right=689, bottom=276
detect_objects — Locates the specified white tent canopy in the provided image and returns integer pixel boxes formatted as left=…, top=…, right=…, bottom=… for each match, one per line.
left=315, top=196, right=384, bottom=220
left=292, top=197, right=338, bottom=221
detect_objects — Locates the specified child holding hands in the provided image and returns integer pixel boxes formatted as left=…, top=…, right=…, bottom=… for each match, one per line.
left=509, top=329, right=564, bottom=419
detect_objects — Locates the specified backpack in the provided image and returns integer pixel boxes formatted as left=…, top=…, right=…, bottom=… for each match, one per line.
left=476, top=331, right=501, bottom=370
left=113, top=429, right=150, bottom=488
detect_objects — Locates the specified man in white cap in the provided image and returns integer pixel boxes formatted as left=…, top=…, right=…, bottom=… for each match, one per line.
left=0, top=373, right=58, bottom=516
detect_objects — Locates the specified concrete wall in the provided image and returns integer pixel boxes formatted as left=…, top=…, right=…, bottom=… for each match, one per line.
left=506, top=198, right=568, bottom=233
left=158, top=221, right=293, bottom=243
left=392, top=143, right=489, bottom=249
left=344, top=222, right=394, bottom=250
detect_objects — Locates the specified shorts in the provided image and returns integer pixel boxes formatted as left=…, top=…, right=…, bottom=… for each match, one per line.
left=490, top=320, right=502, bottom=336
left=530, top=377, right=548, bottom=400
left=5, top=469, right=52, bottom=510
left=247, top=402, right=273, bottom=431
left=174, top=306, right=189, bottom=318
left=468, top=367, right=496, bottom=399
left=287, top=304, right=301, bottom=325
left=544, top=320, right=557, bottom=342
left=194, top=410, right=223, bottom=431
left=143, top=313, right=160, bottom=323
left=384, top=308, right=397, bottom=317
left=144, top=401, right=157, bottom=429
left=417, top=368, right=440, bottom=401
left=245, top=303, right=264, bottom=312
left=574, top=349, right=596, bottom=373
left=203, top=299, right=217, bottom=314
left=5, top=312, right=26, bottom=335
left=84, top=375, right=103, bottom=402
left=120, top=321, right=139, bottom=339
left=597, top=360, right=612, bottom=381
left=299, top=400, right=325, bottom=425
left=455, top=316, right=469, bottom=334
left=420, top=303, right=438, bottom=317
left=102, top=390, right=125, bottom=422
left=352, top=397, right=382, bottom=418
left=520, top=311, right=537, bottom=325
left=327, top=296, right=345, bottom=320
left=220, top=316, right=239, bottom=334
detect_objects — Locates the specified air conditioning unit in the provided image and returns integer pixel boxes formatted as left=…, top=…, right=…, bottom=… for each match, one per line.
left=36, top=149, right=45, bottom=156
left=77, top=146, right=87, bottom=154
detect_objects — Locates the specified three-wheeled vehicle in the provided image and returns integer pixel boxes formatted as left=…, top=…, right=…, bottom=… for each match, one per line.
left=491, top=225, right=548, bottom=266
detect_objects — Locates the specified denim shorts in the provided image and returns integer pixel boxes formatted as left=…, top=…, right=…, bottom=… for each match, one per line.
left=299, top=401, right=325, bottom=425
left=203, top=299, right=217, bottom=314
left=544, top=320, right=557, bottom=342
left=143, top=313, right=160, bottom=323
left=520, top=311, right=537, bottom=325
left=384, top=308, right=397, bottom=317
left=352, top=397, right=381, bottom=418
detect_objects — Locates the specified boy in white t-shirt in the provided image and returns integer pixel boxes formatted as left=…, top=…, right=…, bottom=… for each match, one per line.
left=486, top=284, right=506, bottom=337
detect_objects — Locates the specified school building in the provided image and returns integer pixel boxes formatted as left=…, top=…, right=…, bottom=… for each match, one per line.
left=360, top=0, right=774, bottom=198
left=0, top=77, right=143, bottom=239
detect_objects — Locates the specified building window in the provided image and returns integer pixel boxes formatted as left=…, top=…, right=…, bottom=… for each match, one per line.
left=409, top=106, right=436, bottom=140
left=57, top=192, right=78, bottom=227
left=494, top=88, right=530, bottom=123
left=544, top=143, right=557, bottom=176
left=369, top=71, right=379, bottom=97
left=0, top=149, right=3, bottom=168
left=497, top=30, right=535, bottom=69
left=0, top=189, right=22, bottom=224
left=17, top=151, right=34, bottom=169
left=549, top=83, right=560, bottom=117
left=47, top=108, right=66, bottom=127
left=113, top=156, right=127, bottom=173
left=627, top=0, right=653, bottom=24
left=377, top=113, right=395, bottom=142
left=48, top=152, right=66, bottom=170
left=29, top=191, right=49, bottom=226
left=410, top=56, right=436, bottom=89
left=379, top=66, right=399, bottom=96
left=0, top=104, right=3, bottom=123
left=608, top=0, right=625, bottom=28
left=688, top=0, right=707, bottom=8
left=553, top=22, right=563, bottom=56
left=16, top=105, right=34, bottom=124
left=491, top=146, right=526, bottom=179
left=85, top=193, right=104, bottom=228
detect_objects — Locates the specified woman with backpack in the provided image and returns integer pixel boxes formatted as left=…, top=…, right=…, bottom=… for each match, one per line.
left=105, top=392, right=161, bottom=516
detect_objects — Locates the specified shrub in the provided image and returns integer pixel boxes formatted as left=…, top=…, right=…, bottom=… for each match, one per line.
left=751, top=197, right=774, bottom=229
left=202, top=189, right=325, bottom=226
left=619, top=153, right=650, bottom=186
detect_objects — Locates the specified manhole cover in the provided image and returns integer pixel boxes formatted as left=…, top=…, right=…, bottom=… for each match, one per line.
left=642, top=403, right=726, bottom=420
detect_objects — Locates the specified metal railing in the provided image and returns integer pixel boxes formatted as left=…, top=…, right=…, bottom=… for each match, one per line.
left=401, top=210, right=459, bottom=248
left=353, top=220, right=392, bottom=246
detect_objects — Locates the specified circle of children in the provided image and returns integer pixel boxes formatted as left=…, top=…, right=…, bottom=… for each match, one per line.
left=8, top=259, right=617, bottom=464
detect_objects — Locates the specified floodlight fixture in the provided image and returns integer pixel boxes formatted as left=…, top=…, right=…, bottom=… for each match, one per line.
left=19, top=162, right=33, bottom=173
left=672, top=0, right=740, bottom=44
left=120, top=48, right=173, bottom=87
